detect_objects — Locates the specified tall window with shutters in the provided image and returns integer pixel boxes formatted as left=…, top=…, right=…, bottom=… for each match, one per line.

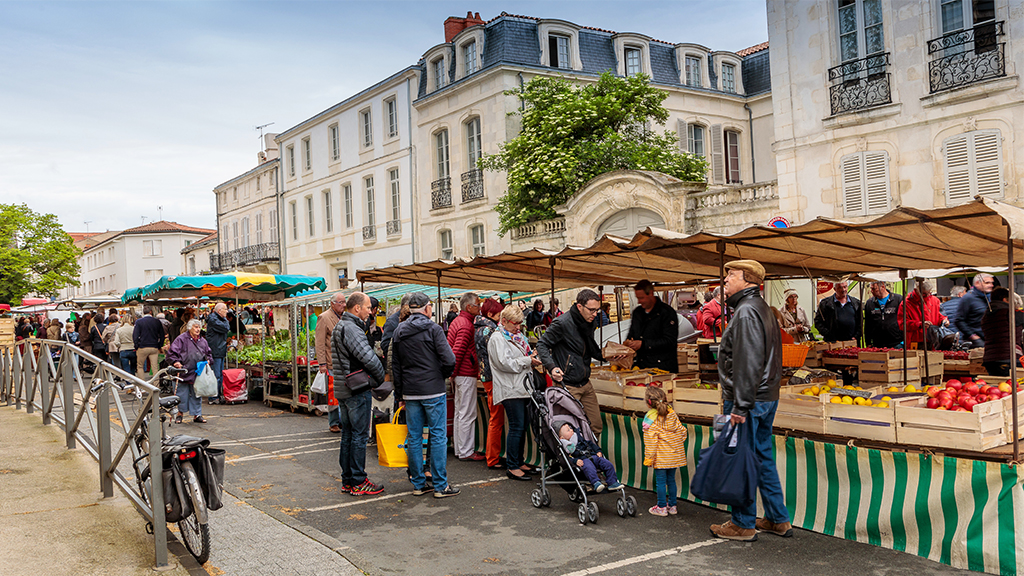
left=470, top=224, right=485, bottom=256
left=944, top=129, right=1003, bottom=205
left=343, top=184, right=353, bottom=228
left=365, top=176, right=376, bottom=227
left=440, top=230, right=453, bottom=259
left=725, top=130, right=741, bottom=184
left=242, top=217, right=250, bottom=247
left=269, top=209, right=277, bottom=244
left=255, top=212, right=263, bottom=244
left=840, top=151, right=890, bottom=217
left=324, top=190, right=334, bottom=233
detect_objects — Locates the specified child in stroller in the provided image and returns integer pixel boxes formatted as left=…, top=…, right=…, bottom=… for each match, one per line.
left=556, top=421, right=622, bottom=492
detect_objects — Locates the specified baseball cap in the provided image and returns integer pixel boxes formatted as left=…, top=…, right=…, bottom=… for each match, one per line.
left=407, top=292, right=431, bottom=309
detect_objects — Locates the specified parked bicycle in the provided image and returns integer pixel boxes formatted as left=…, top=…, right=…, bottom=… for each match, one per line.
left=92, top=366, right=224, bottom=564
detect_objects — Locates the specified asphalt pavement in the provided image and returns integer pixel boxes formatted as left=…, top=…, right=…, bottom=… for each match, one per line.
left=185, top=399, right=985, bottom=576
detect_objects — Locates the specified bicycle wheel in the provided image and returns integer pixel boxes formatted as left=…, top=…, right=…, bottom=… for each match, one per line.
left=177, top=461, right=211, bottom=564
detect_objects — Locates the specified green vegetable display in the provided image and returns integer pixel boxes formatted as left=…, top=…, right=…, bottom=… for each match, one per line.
left=227, top=329, right=313, bottom=364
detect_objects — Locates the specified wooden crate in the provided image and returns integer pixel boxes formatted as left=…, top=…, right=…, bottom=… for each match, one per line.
left=916, top=351, right=944, bottom=379
left=596, top=392, right=623, bottom=410
left=624, top=380, right=674, bottom=401
left=676, top=343, right=699, bottom=373
left=774, top=392, right=826, bottom=434
left=858, top=351, right=920, bottom=383
left=1004, top=390, right=1024, bottom=442
left=968, top=348, right=986, bottom=375
left=589, top=371, right=623, bottom=395
left=0, top=317, right=13, bottom=346
left=895, top=395, right=1007, bottom=451
left=831, top=340, right=858, bottom=349
left=671, top=379, right=721, bottom=418
left=824, top=400, right=898, bottom=443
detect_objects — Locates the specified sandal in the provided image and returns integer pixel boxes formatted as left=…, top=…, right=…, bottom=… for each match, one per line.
left=193, top=416, right=207, bottom=424
left=174, top=413, right=183, bottom=424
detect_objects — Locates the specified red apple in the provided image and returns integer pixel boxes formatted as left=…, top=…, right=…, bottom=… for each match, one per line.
left=938, top=391, right=953, bottom=402
left=975, top=379, right=988, bottom=387
left=927, top=386, right=942, bottom=398
left=961, top=397, right=978, bottom=411
left=965, top=383, right=980, bottom=396
left=947, top=378, right=962, bottom=387
left=926, top=397, right=941, bottom=409
left=946, top=381, right=963, bottom=392
left=939, top=397, right=954, bottom=410
left=999, top=382, right=1012, bottom=394
left=936, top=406, right=948, bottom=410
left=953, top=406, right=968, bottom=412
left=976, top=395, right=989, bottom=403
left=980, top=385, right=993, bottom=395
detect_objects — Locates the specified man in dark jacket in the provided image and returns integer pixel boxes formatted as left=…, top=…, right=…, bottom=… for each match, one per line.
left=980, top=287, right=1022, bottom=376
left=710, top=259, right=790, bottom=543
left=447, top=292, right=483, bottom=461
left=537, top=289, right=608, bottom=435
left=624, top=279, right=679, bottom=372
left=956, top=273, right=994, bottom=348
left=813, top=281, right=862, bottom=343
left=330, top=292, right=386, bottom=496
left=863, top=281, right=903, bottom=348
left=393, top=292, right=460, bottom=498
left=205, top=303, right=230, bottom=404
left=133, top=307, right=164, bottom=379
left=940, top=285, right=967, bottom=338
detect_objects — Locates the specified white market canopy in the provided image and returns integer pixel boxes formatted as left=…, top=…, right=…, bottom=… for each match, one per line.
left=356, top=198, right=1024, bottom=291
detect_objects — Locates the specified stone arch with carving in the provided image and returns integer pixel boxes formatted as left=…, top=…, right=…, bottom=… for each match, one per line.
left=556, top=169, right=704, bottom=245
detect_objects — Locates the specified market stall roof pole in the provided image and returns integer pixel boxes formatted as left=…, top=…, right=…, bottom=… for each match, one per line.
left=918, top=277, right=929, bottom=380
left=549, top=257, right=555, bottom=316
left=901, top=270, right=908, bottom=387
left=436, top=270, right=442, bottom=325
left=1008, top=227, right=1019, bottom=463
left=716, top=241, right=725, bottom=344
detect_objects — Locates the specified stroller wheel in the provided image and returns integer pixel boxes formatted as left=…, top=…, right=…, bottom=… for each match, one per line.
left=577, top=503, right=589, bottom=525
left=568, top=489, right=581, bottom=503
left=616, top=497, right=626, bottom=518
left=541, top=489, right=552, bottom=507
left=626, top=495, right=638, bottom=517
left=587, top=501, right=599, bottom=524
left=530, top=489, right=544, bottom=509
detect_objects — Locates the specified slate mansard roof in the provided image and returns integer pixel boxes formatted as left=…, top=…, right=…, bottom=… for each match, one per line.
left=417, top=14, right=770, bottom=100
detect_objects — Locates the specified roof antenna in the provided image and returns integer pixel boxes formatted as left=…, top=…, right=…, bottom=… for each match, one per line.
left=141, top=216, right=148, bottom=225
left=158, top=206, right=163, bottom=221
left=84, top=221, right=92, bottom=233
left=256, top=122, right=275, bottom=151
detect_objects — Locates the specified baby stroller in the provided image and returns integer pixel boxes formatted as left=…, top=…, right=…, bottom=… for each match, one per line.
left=527, top=385, right=638, bottom=524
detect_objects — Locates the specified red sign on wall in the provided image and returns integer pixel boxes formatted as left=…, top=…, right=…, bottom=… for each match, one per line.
left=816, top=281, right=834, bottom=295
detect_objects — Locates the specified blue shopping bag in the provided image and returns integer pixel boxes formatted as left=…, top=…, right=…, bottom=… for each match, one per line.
left=690, top=420, right=758, bottom=508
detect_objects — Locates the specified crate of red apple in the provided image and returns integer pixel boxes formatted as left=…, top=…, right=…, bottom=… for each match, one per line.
left=895, top=376, right=1024, bottom=451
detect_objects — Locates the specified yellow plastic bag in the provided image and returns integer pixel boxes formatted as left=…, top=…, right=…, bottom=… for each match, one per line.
left=376, top=408, right=409, bottom=468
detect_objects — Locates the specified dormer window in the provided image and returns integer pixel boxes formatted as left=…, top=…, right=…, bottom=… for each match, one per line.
left=550, top=35, right=571, bottom=69
left=685, top=56, right=702, bottom=86
left=434, top=57, right=446, bottom=89
left=464, top=41, right=478, bottom=75
left=625, top=47, right=642, bottom=76
left=722, top=63, right=736, bottom=93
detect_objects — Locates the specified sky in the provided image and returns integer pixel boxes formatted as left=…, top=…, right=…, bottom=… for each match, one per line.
left=0, top=0, right=769, bottom=235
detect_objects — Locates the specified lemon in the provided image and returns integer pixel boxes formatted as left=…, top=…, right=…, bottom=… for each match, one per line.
left=830, top=396, right=843, bottom=404
left=881, top=396, right=892, bottom=402
left=811, top=386, right=821, bottom=395
left=827, top=379, right=837, bottom=388
left=876, top=402, right=889, bottom=408
left=887, top=386, right=899, bottom=393
left=842, top=396, right=854, bottom=405
left=801, top=388, right=814, bottom=395
left=905, top=384, right=918, bottom=393
left=820, top=385, right=831, bottom=393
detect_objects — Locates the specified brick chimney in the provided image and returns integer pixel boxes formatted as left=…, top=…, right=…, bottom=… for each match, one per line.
left=444, top=11, right=484, bottom=43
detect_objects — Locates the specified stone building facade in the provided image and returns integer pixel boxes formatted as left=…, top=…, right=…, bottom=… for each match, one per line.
left=274, top=68, right=418, bottom=288
left=769, top=0, right=1024, bottom=224
left=213, top=133, right=281, bottom=274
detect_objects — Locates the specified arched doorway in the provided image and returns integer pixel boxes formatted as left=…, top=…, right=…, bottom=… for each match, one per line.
left=595, top=207, right=666, bottom=240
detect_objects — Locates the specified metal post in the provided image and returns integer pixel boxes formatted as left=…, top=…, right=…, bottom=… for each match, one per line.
left=96, top=382, right=113, bottom=498
left=549, top=257, right=556, bottom=315
left=63, top=347, right=76, bottom=449
left=149, top=388, right=168, bottom=568
left=40, top=344, right=51, bottom=425
left=1008, top=228, right=1019, bottom=462
left=716, top=241, right=726, bottom=343
left=19, top=345, right=29, bottom=410
left=598, top=286, right=604, bottom=345
left=918, top=277, right=930, bottom=380
left=305, top=302, right=311, bottom=410
left=436, top=270, right=443, bottom=325
left=858, top=281, right=865, bottom=348
left=25, top=343, right=36, bottom=414
left=291, top=302, right=298, bottom=407
left=615, top=287, right=623, bottom=342
left=3, top=347, right=10, bottom=406
left=901, top=270, right=908, bottom=386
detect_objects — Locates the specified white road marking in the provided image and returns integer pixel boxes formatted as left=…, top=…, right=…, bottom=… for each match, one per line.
left=232, top=430, right=328, bottom=443
left=230, top=439, right=340, bottom=463
left=560, top=539, right=725, bottom=576
left=306, top=475, right=509, bottom=512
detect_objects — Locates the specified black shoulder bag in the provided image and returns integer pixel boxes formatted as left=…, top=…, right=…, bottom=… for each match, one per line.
left=339, top=323, right=373, bottom=394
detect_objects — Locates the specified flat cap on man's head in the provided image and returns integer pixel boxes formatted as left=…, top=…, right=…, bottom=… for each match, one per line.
left=724, top=259, right=766, bottom=284
left=407, top=292, right=431, bottom=309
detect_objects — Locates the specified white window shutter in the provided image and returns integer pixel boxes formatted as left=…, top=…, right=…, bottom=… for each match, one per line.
left=973, top=130, right=1003, bottom=198
left=841, top=154, right=865, bottom=216
left=864, top=151, right=890, bottom=213
left=710, top=124, right=724, bottom=184
left=945, top=134, right=972, bottom=204
left=677, top=119, right=687, bottom=152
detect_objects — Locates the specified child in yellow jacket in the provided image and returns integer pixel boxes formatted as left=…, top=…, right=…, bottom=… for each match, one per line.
left=642, top=386, right=688, bottom=516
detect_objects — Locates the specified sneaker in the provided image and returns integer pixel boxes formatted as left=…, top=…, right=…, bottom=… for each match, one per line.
left=412, top=486, right=431, bottom=496
left=351, top=480, right=384, bottom=496
left=593, top=482, right=606, bottom=493
left=459, top=453, right=485, bottom=461
left=649, top=505, right=668, bottom=516
left=339, top=484, right=354, bottom=494
left=710, top=520, right=757, bottom=542
left=607, top=482, right=623, bottom=491
left=667, top=505, right=678, bottom=515
left=755, top=518, right=794, bottom=537
left=434, top=484, right=461, bottom=498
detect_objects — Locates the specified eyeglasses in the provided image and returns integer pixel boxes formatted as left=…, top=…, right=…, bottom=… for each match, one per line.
left=583, top=306, right=601, bottom=313
left=507, top=320, right=522, bottom=326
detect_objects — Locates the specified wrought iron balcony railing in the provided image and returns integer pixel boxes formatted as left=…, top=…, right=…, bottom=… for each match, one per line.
left=431, top=177, right=452, bottom=209
left=461, top=169, right=484, bottom=203
left=211, top=242, right=280, bottom=271
left=386, top=219, right=401, bottom=236
left=828, top=52, right=891, bottom=116
left=362, top=225, right=376, bottom=242
left=927, top=21, right=1005, bottom=93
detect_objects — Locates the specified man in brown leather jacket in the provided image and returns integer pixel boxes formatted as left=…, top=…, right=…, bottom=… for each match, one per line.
left=710, top=259, right=792, bottom=543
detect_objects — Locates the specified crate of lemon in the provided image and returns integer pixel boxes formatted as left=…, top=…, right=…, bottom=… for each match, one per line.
left=777, top=381, right=923, bottom=442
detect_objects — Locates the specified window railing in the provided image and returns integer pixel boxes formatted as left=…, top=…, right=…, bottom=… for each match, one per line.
left=386, top=219, right=401, bottom=236
left=828, top=53, right=891, bottom=116
left=211, top=242, right=280, bottom=272
left=362, top=225, right=376, bottom=242
left=461, top=169, right=484, bottom=203
left=431, top=177, right=452, bottom=209
left=927, top=21, right=1005, bottom=93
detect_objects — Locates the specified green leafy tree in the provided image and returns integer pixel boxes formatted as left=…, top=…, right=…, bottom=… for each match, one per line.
left=479, top=72, right=708, bottom=235
left=0, top=204, right=81, bottom=303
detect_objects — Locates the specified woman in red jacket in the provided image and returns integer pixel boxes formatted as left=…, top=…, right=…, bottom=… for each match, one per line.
left=897, top=279, right=948, bottom=345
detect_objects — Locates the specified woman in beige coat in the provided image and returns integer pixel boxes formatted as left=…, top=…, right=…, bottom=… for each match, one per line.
left=780, top=289, right=811, bottom=343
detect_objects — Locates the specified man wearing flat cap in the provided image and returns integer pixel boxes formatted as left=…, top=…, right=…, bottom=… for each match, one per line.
left=709, top=259, right=792, bottom=543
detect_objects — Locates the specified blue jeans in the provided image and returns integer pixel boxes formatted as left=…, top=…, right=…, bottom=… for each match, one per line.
left=119, top=350, right=137, bottom=376
left=579, top=456, right=618, bottom=487
left=405, top=394, right=449, bottom=492
left=502, top=398, right=529, bottom=470
left=722, top=399, right=791, bottom=529
left=654, top=468, right=678, bottom=508
left=328, top=406, right=342, bottom=427
left=177, top=381, right=202, bottom=417
left=211, top=357, right=224, bottom=399
left=337, top=390, right=372, bottom=487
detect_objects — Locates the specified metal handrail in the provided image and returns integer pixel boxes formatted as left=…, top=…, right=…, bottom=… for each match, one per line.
left=1, top=339, right=170, bottom=568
